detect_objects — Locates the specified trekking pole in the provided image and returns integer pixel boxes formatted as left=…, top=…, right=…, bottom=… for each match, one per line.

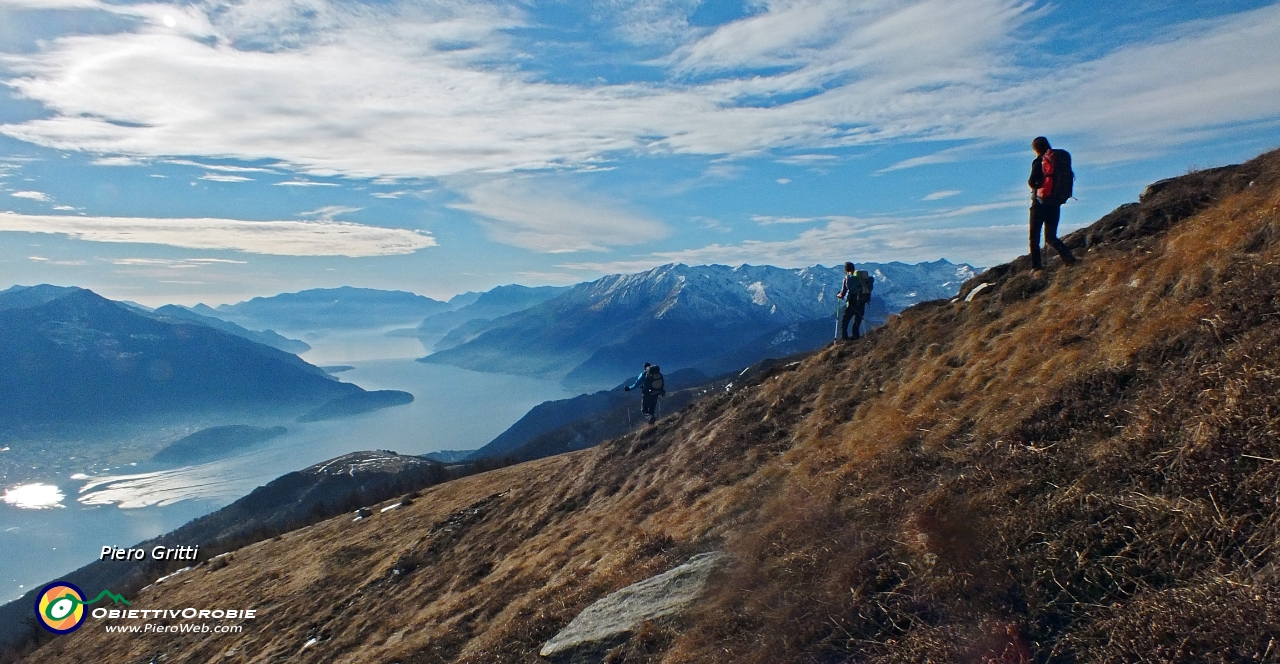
left=834, top=300, right=843, bottom=340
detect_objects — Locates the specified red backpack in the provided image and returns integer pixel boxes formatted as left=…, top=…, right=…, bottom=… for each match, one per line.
left=1038, top=149, right=1074, bottom=205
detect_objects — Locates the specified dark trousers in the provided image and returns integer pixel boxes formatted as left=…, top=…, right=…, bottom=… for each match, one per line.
left=641, top=392, right=659, bottom=416
left=1030, top=201, right=1076, bottom=269
left=841, top=301, right=865, bottom=339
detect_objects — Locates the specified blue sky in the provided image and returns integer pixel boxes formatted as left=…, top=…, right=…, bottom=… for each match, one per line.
left=1, top=0, right=1279, bottom=305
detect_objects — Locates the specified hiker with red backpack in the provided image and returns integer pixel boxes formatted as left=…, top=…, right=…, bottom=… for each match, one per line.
left=624, top=363, right=665, bottom=424
left=836, top=262, right=874, bottom=341
left=1028, top=136, right=1078, bottom=270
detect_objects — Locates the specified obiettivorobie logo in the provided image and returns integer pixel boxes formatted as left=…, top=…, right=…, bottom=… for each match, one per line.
left=35, top=581, right=130, bottom=634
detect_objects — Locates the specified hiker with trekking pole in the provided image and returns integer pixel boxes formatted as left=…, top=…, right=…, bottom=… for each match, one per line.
left=836, top=262, right=874, bottom=341
left=1028, top=136, right=1079, bottom=271
left=624, top=362, right=665, bottom=425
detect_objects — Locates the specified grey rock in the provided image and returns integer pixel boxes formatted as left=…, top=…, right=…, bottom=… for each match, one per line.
left=540, top=552, right=724, bottom=663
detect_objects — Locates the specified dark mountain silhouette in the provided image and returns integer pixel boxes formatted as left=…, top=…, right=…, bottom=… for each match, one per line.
left=0, top=286, right=360, bottom=428
left=23, top=149, right=1280, bottom=664
left=212, top=286, right=450, bottom=331
left=419, top=261, right=974, bottom=388
left=151, top=304, right=311, bottom=354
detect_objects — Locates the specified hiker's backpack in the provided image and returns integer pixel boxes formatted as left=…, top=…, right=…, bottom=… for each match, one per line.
left=1040, top=149, right=1074, bottom=206
left=855, top=270, right=874, bottom=305
left=646, top=366, right=665, bottom=394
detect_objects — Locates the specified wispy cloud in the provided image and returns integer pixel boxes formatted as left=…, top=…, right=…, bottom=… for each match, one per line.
left=450, top=177, right=669, bottom=253
left=11, top=191, right=51, bottom=201
left=298, top=205, right=361, bottom=220
left=0, top=212, right=436, bottom=256
left=91, top=156, right=148, bottom=167
left=923, top=189, right=962, bottom=201
left=112, top=257, right=248, bottom=269
left=562, top=198, right=1041, bottom=272
left=0, top=0, right=1276, bottom=181
left=28, top=255, right=87, bottom=265
left=199, top=173, right=253, bottom=182
left=274, top=181, right=339, bottom=187
left=165, top=159, right=276, bottom=173
left=752, top=214, right=820, bottom=225
left=775, top=154, right=840, bottom=167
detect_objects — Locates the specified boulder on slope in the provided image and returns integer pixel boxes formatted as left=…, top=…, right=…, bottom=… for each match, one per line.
left=540, top=552, right=723, bottom=663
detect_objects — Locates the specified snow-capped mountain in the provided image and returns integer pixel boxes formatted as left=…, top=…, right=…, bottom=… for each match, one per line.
left=420, top=260, right=976, bottom=388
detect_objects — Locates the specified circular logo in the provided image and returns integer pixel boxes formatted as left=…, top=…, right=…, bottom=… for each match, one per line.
left=35, top=582, right=87, bottom=634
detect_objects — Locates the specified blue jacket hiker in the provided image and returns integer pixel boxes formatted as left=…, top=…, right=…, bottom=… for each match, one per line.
left=624, top=363, right=665, bottom=424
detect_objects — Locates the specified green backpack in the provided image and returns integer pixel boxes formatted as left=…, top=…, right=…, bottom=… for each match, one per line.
left=855, top=270, right=875, bottom=305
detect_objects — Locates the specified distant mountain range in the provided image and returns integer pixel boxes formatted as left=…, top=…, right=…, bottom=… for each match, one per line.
left=420, top=261, right=975, bottom=388
left=207, top=286, right=453, bottom=332
left=410, top=284, right=568, bottom=350
left=0, top=285, right=361, bottom=427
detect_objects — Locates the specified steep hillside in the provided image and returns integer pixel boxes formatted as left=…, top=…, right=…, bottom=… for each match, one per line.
left=422, top=261, right=974, bottom=388
left=25, top=148, right=1280, bottom=663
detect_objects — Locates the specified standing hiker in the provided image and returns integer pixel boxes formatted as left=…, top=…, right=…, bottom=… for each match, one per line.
left=624, top=363, right=665, bottom=424
left=1028, top=136, right=1078, bottom=271
left=836, top=262, right=874, bottom=340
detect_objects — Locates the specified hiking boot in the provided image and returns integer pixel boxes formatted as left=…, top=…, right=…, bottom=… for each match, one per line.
left=648, top=415, right=656, bottom=424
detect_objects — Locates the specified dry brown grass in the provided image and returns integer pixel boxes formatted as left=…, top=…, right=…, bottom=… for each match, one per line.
left=26, top=148, right=1280, bottom=664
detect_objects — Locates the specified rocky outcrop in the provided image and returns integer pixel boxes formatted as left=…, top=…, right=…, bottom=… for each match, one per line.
left=540, top=552, right=723, bottom=663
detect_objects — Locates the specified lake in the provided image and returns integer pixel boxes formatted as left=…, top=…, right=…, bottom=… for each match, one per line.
left=0, top=349, right=571, bottom=603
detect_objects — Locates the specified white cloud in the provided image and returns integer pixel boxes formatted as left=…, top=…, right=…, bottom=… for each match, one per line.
left=167, top=160, right=276, bottom=173
left=450, top=177, right=669, bottom=253
left=298, top=205, right=361, bottom=219
left=0, top=0, right=1275, bottom=182
left=92, top=156, right=149, bottom=167
left=112, top=257, right=247, bottom=269
left=0, top=212, right=436, bottom=256
left=274, top=181, right=339, bottom=187
left=775, top=153, right=840, bottom=167
left=0, top=0, right=104, bottom=9
left=11, top=191, right=52, bottom=201
left=563, top=198, right=1044, bottom=272
left=752, top=214, right=820, bottom=225
left=775, top=178, right=791, bottom=185
left=923, top=189, right=962, bottom=201
left=199, top=173, right=253, bottom=182
left=563, top=221, right=1025, bottom=273
left=28, top=255, right=86, bottom=265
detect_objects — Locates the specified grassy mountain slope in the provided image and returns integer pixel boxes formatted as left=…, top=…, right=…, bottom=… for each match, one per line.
left=26, top=148, right=1280, bottom=663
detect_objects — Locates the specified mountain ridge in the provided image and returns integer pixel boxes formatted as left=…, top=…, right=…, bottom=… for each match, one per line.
left=421, top=260, right=975, bottom=388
